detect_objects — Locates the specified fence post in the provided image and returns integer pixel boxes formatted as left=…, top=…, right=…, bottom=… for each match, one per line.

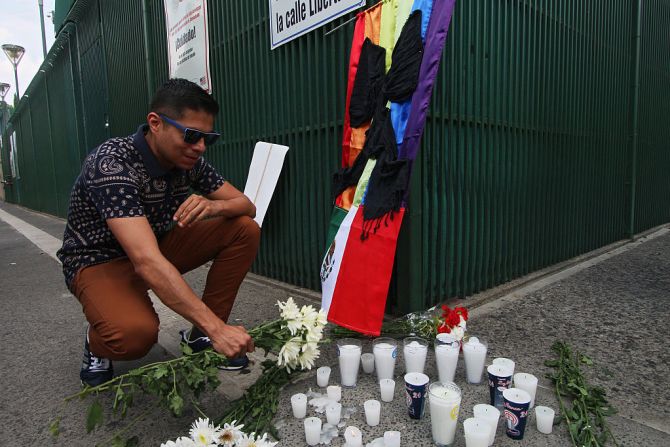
left=628, top=0, right=642, bottom=239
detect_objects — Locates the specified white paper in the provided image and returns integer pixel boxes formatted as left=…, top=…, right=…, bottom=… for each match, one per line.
left=243, top=141, right=289, bottom=227
left=164, top=0, right=212, bottom=92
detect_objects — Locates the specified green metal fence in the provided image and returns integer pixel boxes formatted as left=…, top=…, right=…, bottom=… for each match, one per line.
left=2, top=0, right=669, bottom=313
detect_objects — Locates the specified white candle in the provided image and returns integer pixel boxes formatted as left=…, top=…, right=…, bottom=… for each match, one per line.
left=379, top=378, right=395, bottom=402
left=463, top=417, right=491, bottom=447
left=403, top=337, right=429, bottom=374
left=513, top=373, right=538, bottom=408
left=383, top=431, right=401, bottom=447
left=428, top=382, right=461, bottom=446
left=337, top=339, right=362, bottom=387
left=326, top=402, right=342, bottom=425
left=361, top=353, right=375, bottom=374
left=373, top=338, right=397, bottom=381
left=364, top=399, right=381, bottom=427
left=316, top=366, right=331, bottom=387
left=492, top=357, right=515, bottom=376
left=463, top=337, right=488, bottom=384
left=344, top=426, right=363, bottom=447
left=435, top=336, right=460, bottom=383
left=327, top=385, right=341, bottom=402
left=291, top=393, right=307, bottom=419
left=304, top=417, right=322, bottom=446
left=473, top=404, right=500, bottom=446
left=535, top=406, right=555, bottom=434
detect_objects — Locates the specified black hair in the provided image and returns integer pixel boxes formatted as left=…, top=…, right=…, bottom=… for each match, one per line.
left=150, top=78, right=219, bottom=118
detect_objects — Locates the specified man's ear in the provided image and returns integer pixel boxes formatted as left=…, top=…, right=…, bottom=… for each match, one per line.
left=147, top=112, right=162, bottom=132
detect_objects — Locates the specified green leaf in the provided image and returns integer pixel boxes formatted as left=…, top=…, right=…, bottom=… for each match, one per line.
left=181, top=343, right=193, bottom=356
left=168, top=392, right=184, bottom=416
left=153, top=365, right=169, bottom=379
left=581, top=355, right=593, bottom=366
left=49, top=417, right=61, bottom=437
left=86, top=400, right=104, bottom=433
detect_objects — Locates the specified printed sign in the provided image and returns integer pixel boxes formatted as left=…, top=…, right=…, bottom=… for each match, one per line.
left=164, top=0, right=212, bottom=92
left=269, top=0, right=365, bottom=50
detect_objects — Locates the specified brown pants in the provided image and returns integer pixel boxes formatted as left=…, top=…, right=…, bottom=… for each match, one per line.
left=71, top=216, right=260, bottom=360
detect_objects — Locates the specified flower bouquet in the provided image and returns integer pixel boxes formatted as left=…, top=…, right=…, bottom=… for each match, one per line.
left=161, top=418, right=277, bottom=447
left=51, top=298, right=327, bottom=444
left=331, top=303, right=469, bottom=342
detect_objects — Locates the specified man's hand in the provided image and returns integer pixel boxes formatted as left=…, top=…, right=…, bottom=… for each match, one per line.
left=173, top=194, right=218, bottom=227
left=209, top=321, right=255, bottom=359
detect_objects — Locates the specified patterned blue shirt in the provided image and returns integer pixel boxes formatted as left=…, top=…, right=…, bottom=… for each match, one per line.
left=57, top=124, right=226, bottom=290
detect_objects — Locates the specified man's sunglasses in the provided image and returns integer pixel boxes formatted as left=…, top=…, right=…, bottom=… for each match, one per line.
left=159, top=113, right=221, bottom=146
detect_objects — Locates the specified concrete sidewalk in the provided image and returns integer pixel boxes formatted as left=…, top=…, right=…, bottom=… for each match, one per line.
left=0, top=200, right=668, bottom=446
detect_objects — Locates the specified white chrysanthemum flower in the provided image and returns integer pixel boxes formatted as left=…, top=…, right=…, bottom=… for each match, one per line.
left=237, top=432, right=278, bottom=447
left=189, top=418, right=218, bottom=446
left=298, top=342, right=320, bottom=370
left=277, top=297, right=301, bottom=321
left=172, top=437, right=197, bottom=447
left=217, top=420, right=244, bottom=446
left=278, top=337, right=302, bottom=370
left=451, top=325, right=465, bottom=341
left=304, top=323, right=324, bottom=343
left=160, top=441, right=178, bottom=447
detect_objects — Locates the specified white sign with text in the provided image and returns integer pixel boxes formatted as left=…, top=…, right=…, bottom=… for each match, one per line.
left=269, top=0, right=365, bottom=50
left=164, top=0, right=212, bottom=92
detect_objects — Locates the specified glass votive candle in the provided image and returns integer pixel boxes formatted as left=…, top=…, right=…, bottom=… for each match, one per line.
left=463, top=417, right=491, bottom=447
left=383, top=431, right=401, bottom=447
left=373, top=337, right=397, bottom=381
left=364, top=399, right=381, bottom=426
left=513, top=373, right=538, bottom=408
left=535, top=406, right=555, bottom=434
left=326, top=402, right=342, bottom=425
left=379, top=378, right=395, bottom=402
left=316, top=366, right=331, bottom=387
left=463, top=337, right=488, bottom=384
left=428, top=381, right=462, bottom=446
left=326, top=385, right=341, bottom=402
left=304, top=417, right=322, bottom=446
left=473, top=403, right=501, bottom=446
left=337, top=338, right=362, bottom=388
left=344, top=426, right=362, bottom=447
left=291, top=393, right=307, bottom=418
left=361, top=353, right=375, bottom=374
left=403, top=336, right=429, bottom=374
left=435, top=333, right=460, bottom=383
left=492, top=357, right=516, bottom=376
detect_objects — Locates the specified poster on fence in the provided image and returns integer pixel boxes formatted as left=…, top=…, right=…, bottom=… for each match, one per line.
left=269, top=0, right=366, bottom=50
left=164, top=0, right=212, bottom=93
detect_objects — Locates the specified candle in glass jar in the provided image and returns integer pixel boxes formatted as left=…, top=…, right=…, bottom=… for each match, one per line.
left=316, top=366, right=331, bottom=387
left=403, top=337, right=429, bottom=374
left=326, top=402, right=342, bottom=425
left=435, top=334, right=460, bottom=383
left=513, top=373, right=538, bottom=408
left=373, top=338, right=397, bottom=381
left=379, top=378, right=395, bottom=402
left=361, top=353, right=375, bottom=374
left=428, top=382, right=461, bottom=446
left=463, top=417, right=491, bottom=447
left=492, top=357, right=515, bottom=376
left=364, top=399, right=381, bottom=426
left=535, top=406, right=555, bottom=434
left=327, top=385, right=341, bottom=402
left=304, top=417, right=322, bottom=446
left=383, top=431, right=401, bottom=447
left=463, top=337, right=488, bottom=384
left=291, top=393, right=307, bottom=418
left=344, top=426, right=362, bottom=447
left=473, top=403, right=500, bottom=446
left=337, top=339, right=362, bottom=387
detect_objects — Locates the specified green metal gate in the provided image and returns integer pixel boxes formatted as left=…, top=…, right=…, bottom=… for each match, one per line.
left=3, top=0, right=669, bottom=312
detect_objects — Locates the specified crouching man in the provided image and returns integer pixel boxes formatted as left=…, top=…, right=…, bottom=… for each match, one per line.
left=57, top=79, right=259, bottom=386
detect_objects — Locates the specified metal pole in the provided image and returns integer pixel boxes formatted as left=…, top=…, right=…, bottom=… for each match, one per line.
left=628, top=0, right=642, bottom=239
left=38, top=0, right=48, bottom=58
left=13, top=66, right=20, bottom=103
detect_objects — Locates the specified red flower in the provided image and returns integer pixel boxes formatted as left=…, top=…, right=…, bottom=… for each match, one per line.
left=454, top=306, right=468, bottom=321
left=437, top=323, right=451, bottom=334
left=446, top=311, right=461, bottom=328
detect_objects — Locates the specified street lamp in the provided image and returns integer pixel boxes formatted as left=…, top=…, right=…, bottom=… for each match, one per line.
left=0, top=83, right=9, bottom=103
left=2, top=44, right=25, bottom=103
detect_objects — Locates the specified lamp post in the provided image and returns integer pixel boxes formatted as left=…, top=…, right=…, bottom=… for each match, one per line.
left=2, top=44, right=25, bottom=104
left=38, top=0, right=48, bottom=58
left=0, top=82, right=9, bottom=128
